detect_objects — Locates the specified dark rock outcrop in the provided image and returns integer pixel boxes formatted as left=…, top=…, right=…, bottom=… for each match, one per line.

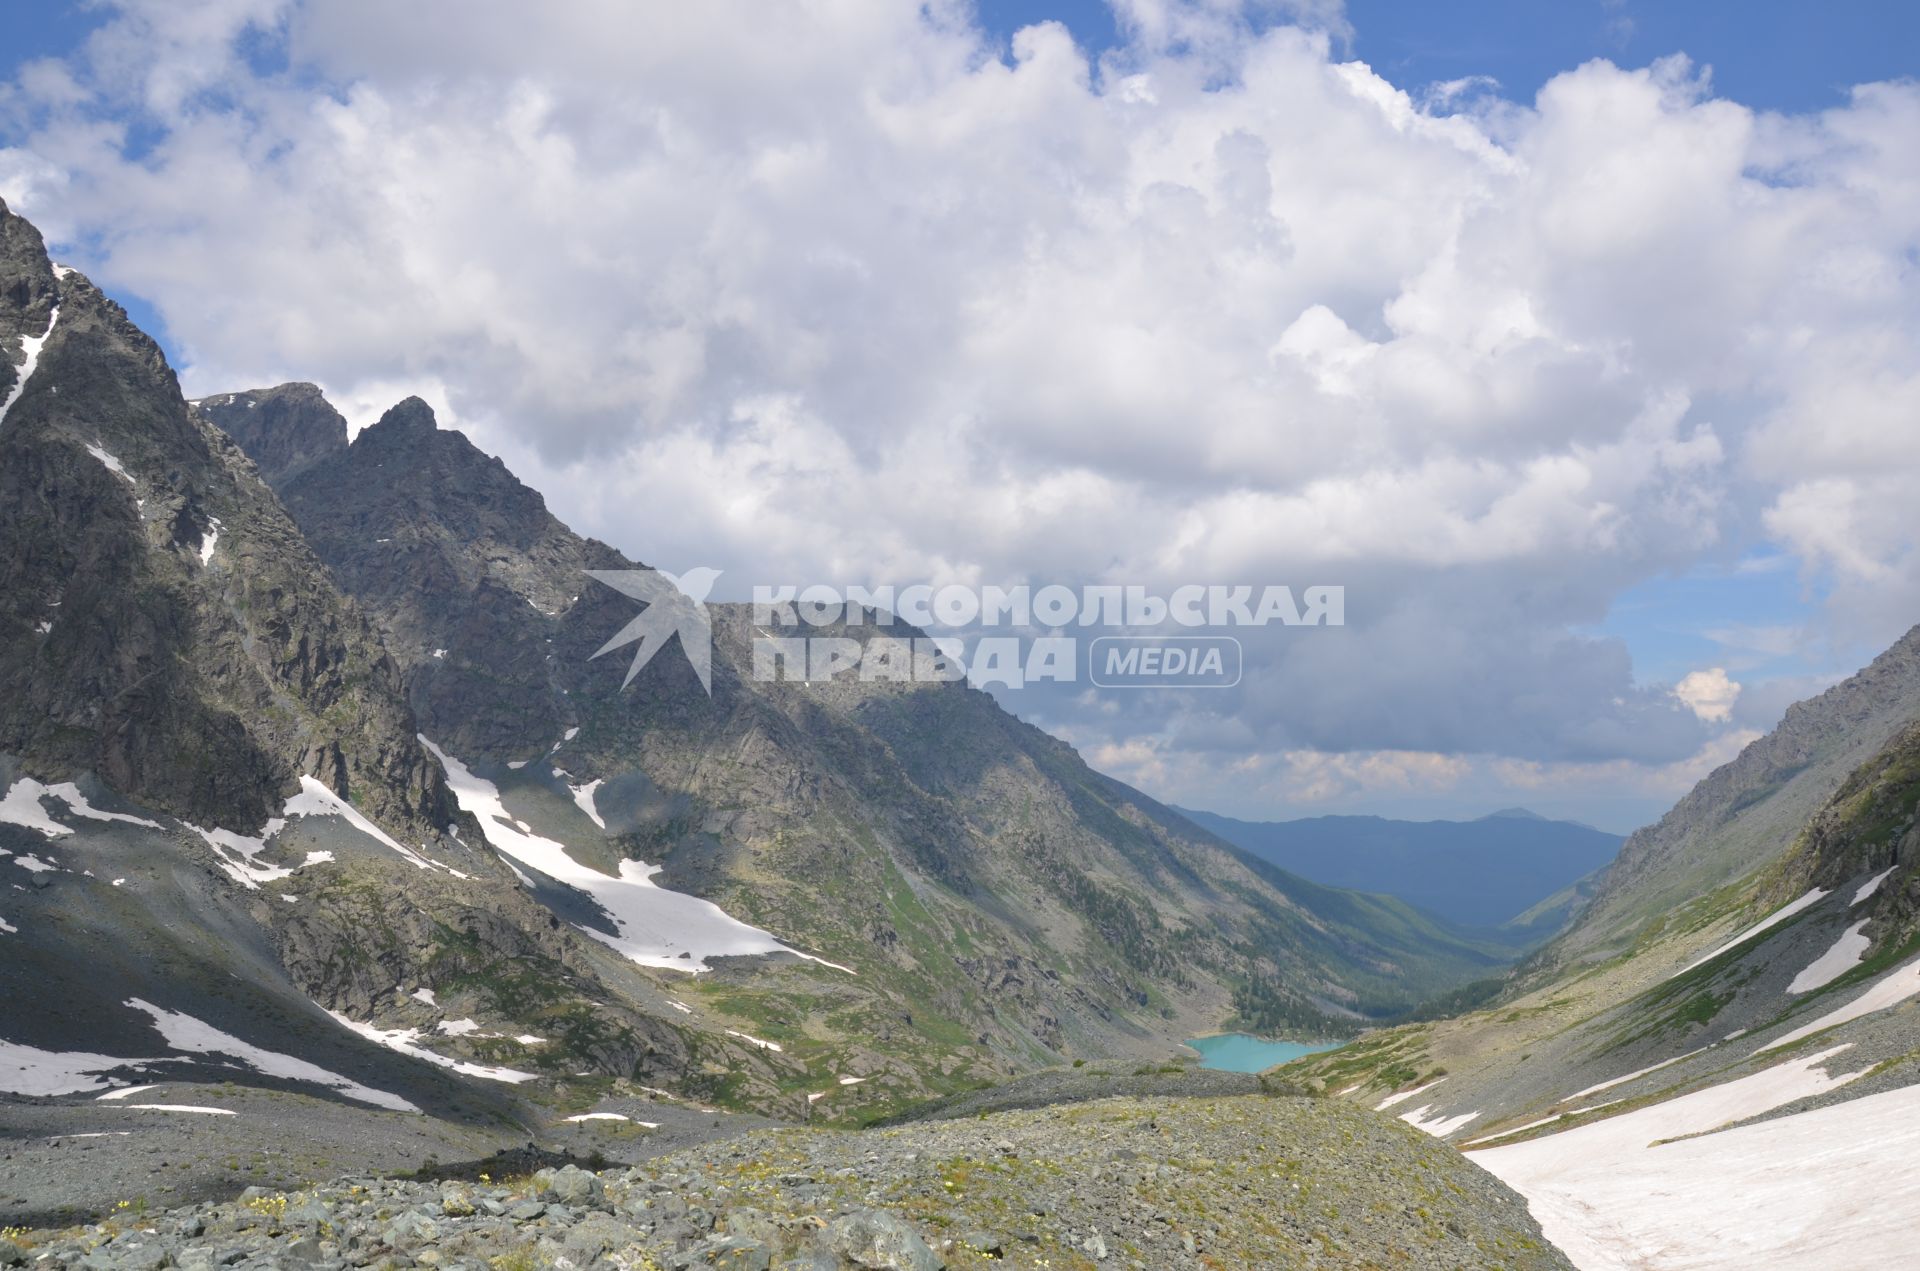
left=190, top=381, right=349, bottom=488
left=0, top=201, right=457, bottom=836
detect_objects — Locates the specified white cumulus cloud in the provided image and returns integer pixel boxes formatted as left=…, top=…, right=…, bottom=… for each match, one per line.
left=1674, top=667, right=1741, bottom=722
left=2, top=1, right=1916, bottom=826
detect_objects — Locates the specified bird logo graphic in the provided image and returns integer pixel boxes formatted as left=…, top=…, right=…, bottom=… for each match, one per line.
left=586, top=567, right=721, bottom=694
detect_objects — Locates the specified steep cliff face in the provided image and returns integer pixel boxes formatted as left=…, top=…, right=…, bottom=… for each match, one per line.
left=0, top=200, right=452, bottom=837
left=0, top=201, right=57, bottom=384
left=271, top=395, right=606, bottom=758
left=1773, top=719, right=1920, bottom=945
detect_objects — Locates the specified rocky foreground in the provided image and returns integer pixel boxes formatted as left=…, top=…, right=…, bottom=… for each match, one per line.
left=1, top=1092, right=1569, bottom=1270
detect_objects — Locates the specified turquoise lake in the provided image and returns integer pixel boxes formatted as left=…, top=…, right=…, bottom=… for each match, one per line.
left=1187, top=1033, right=1342, bottom=1073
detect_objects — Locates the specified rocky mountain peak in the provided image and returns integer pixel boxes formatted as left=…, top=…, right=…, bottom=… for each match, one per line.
left=190, top=381, right=348, bottom=489
left=192, top=377, right=1535, bottom=1072
left=364, top=393, right=440, bottom=439
left=283, top=392, right=560, bottom=547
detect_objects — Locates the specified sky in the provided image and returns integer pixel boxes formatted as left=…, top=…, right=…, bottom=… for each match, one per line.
left=1, top=0, right=1916, bottom=833
left=983, top=0, right=1920, bottom=115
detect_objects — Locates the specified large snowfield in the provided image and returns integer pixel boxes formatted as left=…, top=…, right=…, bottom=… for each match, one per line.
left=1468, top=1045, right=1909, bottom=1269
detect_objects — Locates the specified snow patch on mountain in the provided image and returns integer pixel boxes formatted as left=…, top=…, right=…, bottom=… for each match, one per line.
left=1762, top=957, right=1920, bottom=1053
left=419, top=736, right=824, bottom=973
left=569, top=1111, right=658, bottom=1126
left=1671, top=887, right=1830, bottom=979
left=190, top=777, right=467, bottom=888
left=42, top=782, right=163, bottom=830
left=85, top=442, right=133, bottom=484
left=1852, top=867, right=1896, bottom=905
left=127, top=998, right=418, bottom=1112
left=1374, top=1077, right=1444, bottom=1111
left=284, top=777, right=467, bottom=877
left=1568, top=1045, right=1711, bottom=1102
left=183, top=819, right=292, bottom=888
left=1399, top=1103, right=1479, bottom=1138
left=569, top=778, right=606, bottom=830
left=0, top=306, right=58, bottom=427
left=323, top=1010, right=536, bottom=1085
left=0, top=1039, right=146, bottom=1096
left=0, top=775, right=164, bottom=838
left=0, top=777, right=75, bottom=838
left=1787, top=921, right=1872, bottom=994
left=1460, top=1111, right=1566, bottom=1146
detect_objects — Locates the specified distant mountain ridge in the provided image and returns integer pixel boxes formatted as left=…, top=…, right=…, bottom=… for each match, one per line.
left=1175, top=806, right=1623, bottom=930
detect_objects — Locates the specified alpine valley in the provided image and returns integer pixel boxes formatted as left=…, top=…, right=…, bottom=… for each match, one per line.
left=5, top=175, right=1920, bottom=1271
left=0, top=201, right=1574, bottom=1267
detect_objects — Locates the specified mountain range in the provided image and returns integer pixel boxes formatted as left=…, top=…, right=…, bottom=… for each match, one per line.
left=0, top=196, right=1524, bottom=1146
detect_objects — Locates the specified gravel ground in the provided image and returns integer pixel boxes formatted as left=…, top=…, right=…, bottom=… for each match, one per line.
left=0, top=1085, right=501, bottom=1232
left=3, top=1091, right=1571, bottom=1270
left=875, top=1063, right=1272, bottom=1124
left=0, top=1082, right=778, bottom=1232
